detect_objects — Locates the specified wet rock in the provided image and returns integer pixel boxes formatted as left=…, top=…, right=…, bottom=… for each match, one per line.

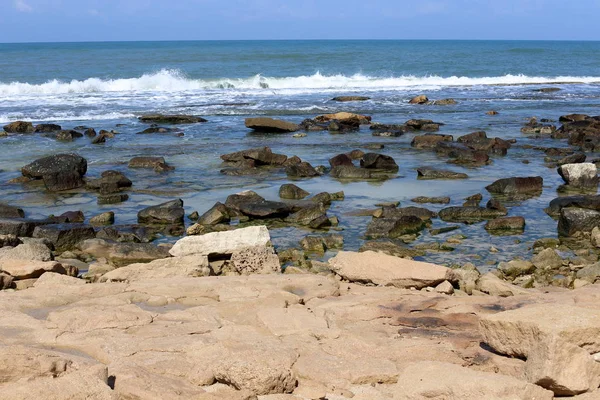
left=0, top=259, right=75, bottom=280
left=545, top=194, right=600, bottom=217
left=329, top=250, right=455, bottom=289
left=170, top=225, right=271, bottom=257
left=221, top=146, right=288, bottom=166
left=314, top=111, right=371, bottom=125
left=436, top=142, right=490, bottom=165
left=3, top=121, right=34, bottom=133
left=21, top=153, right=87, bottom=192
left=365, top=216, right=426, bottom=238
left=411, top=196, right=450, bottom=204
left=136, top=126, right=181, bottom=135
left=498, top=260, right=535, bottom=279
left=328, top=153, right=354, bottom=168
left=485, top=216, right=526, bottom=232
left=286, top=204, right=329, bottom=228
left=360, top=153, right=398, bottom=171
left=331, top=96, right=370, bottom=102
left=33, top=123, right=61, bottom=133
left=558, top=163, right=599, bottom=189
left=138, top=114, right=207, bottom=124
left=138, top=199, right=184, bottom=225
left=558, top=208, right=600, bottom=236
left=196, top=202, right=231, bottom=225
left=439, top=206, right=507, bottom=223
left=32, top=224, right=96, bottom=253
left=285, top=161, right=320, bottom=178
left=128, top=156, right=170, bottom=169
left=79, top=238, right=171, bottom=267
left=300, top=236, right=326, bottom=253
left=408, top=94, right=429, bottom=104
left=86, top=170, right=132, bottom=194
left=429, top=226, right=460, bottom=235
left=0, top=203, right=25, bottom=219
left=0, top=218, right=51, bottom=237
left=245, top=117, right=299, bottom=133
left=279, top=183, right=309, bottom=200
left=330, top=165, right=373, bottom=179
left=55, top=130, right=83, bottom=141
left=560, top=113, right=590, bottom=122
left=380, top=206, right=437, bottom=221
left=97, top=194, right=128, bottom=205
left=430, top=98, right=457, bottom=105
left=485, top=176, right=543, bottom=196
left=90, top=134, right=106, bottom=144
left=558, top=153, right=587, bottom=166
left=416, top=167, right=468, bottom=180
left=411, top=134, right=453, bottom=149
left=89, top=212, right=115, bottom=226
left=84, top=128, right=96, bottom=137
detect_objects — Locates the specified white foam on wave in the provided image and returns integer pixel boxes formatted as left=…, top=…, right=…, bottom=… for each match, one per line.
left=0, top=111, right=136, bottom=124
left=1, top=69, right=599, bottom=96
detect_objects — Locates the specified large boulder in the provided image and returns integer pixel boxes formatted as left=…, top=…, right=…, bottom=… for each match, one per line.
left=480, top=305, right=600, bottom=395
left=279, top=184, right=309, bottom=200
left=21, top=154, right=87, bottom=191
left=245, top=117, right=299, bottom=133
left=137, top=199, right=184, bottom=225
left=558, top=163, right=599, bottom=189
left=558, top=208, right=600, bottom=236
left=408, top=94, right=429, bottom=104
left=79, top=238, right=171, bottom=267
left=545, top=195, right=600, bottom=217
left=328, top=250, right=455, bottom=289
left=486, top=176, right=543, bottom=196
left=34, top=123, right=62, bottom=133
left=32, top=224, right=96, bottom=253
left=411, top=134, right=453, bottom=149
left=138, top=114, right=207, bottom=124
left=170, top=226, right=271, bottom=257
left=329, top=153, right=354, bottom=168
left=3, top=121, right=34, bottom=133
left=360, top=153, right=398, bottom=171
left=196, top=202, right=231, bottom=225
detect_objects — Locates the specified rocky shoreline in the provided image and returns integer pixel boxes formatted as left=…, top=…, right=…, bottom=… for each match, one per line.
left=2, top=106, right=600, bottom=398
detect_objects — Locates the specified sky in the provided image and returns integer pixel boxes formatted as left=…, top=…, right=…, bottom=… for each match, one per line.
left=1, top=0, right=599, bottom=43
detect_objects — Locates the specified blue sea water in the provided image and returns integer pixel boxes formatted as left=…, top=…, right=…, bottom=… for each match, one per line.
left=1, top=40, right=599, bottom=267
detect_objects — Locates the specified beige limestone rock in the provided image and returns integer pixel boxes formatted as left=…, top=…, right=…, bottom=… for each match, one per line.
left=435, top=280, right=454, bottom=294
left=0, top=242, right=53, bottom=261
left=477, top=272, right=531, bottom=296
left=0, top=259, right=73, bottom=280
left=100, top=255, right=211, bottom=282
left=33, top=271, right=85, bottom=287
left=47, top=303, right=154, bottom=333
left=257, top=306, right=330, bottom=337
left=170, top=225, right=271, bottom=257
left=229, top=245, right=281, bottom=275
left=328, top=251, right=454, bottom=289
left=393, top=361, right=553, bottom=399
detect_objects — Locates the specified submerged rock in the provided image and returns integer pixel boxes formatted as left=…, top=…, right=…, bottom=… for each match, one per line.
left=416, top=167, right=468, bottom=180
left=360, top=153, right=398, bottom=171
left=221, top=146, right=288, bottom=166
left=245, top=117, right=299, bottom=133
left=486, top=176, right=543, bottom=196
left=279, top=184, right=309, bottom=200
left=411, top=134, right=453, bottom=149
left=439, top=206, right=507, bottom=223
left=330, top=165, right=373, bottom=180
left=331, top=96, right=370, bottom=102
left=138, top=199, right=185, bottom=225
left=408, top=94, right=429, bottom=104
left=365, top=216, right=426, bottom=238
left=138, top=114, right=207, bottom=124
left=3, top=121, right=34, bottom=133
left=485, top=216, right=526, bottom=232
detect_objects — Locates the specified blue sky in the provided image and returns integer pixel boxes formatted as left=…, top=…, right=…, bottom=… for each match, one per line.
left=2, top=0, right=599, bottom=42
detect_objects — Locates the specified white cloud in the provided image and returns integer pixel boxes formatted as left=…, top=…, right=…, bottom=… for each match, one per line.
left=14, top=0, right=33, bottom=12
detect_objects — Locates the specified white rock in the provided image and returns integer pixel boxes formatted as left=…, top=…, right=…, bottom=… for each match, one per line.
left=558, top=163, right=598, bottom=188
left=169, top=226, right=271, bottom=257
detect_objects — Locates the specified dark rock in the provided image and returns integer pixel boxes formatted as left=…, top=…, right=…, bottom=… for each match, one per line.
left=329, top=154, right=354, bottom=168
left=286, top=204, right=329, bottom=227
left=34, top=123, right=61, bottom=133
left=533, top=87, right=561, bottom=93
left=485, top=217, right=526, bottom=231
left=310, top=192, right=333, bottom=206
left=331, top=96, right=370, bottom=102
left=559, top=114, right=590, bottom=123
left=197, top=202, right=231, bottom=225
left=285, top=162, right=320, bottom=178
left=457, top=131, right=487, bottom=143
left=298, top=118, right=327, bottom=132
left=327, top=118, right=360, bottom=133
left=558, top=153, right=586, bottom=166
left=486, top=199, right=507, bottom=213
left=0, top=218, right=52, bottom=237
left=0, top=204, right=25, bottom=219
left=188, top=211, right=200, bottom=221
left=3, top=121, right=34, bottom=133
left=79, top=238, right=171, bottom=267
left=435, top=142, right=490, bottom=166
left=429, top=226, right=460, bottom=235
left=137, top=126, right=181, bottom=134
left=330, top=165, right=373, bottom=180
left=279, top=184, right=309, bottom=200
left=86, top=170, right=132, bottom=194
left=485, top=177, right=543, bottom=196
left=56, top=130, right=83, bottom=141
left=54, top=211, right=85, bottom=223
left=128, top=156, right=167, bottom=169
left=43, top=171, right=85, bottom=192
left=411, top=134, right=453, bottom=149
left=84, top=128, right=97, bottom=137
left=438, top=206, right=507, bottom=223
left=224, top=191, right=265, bottom=212
left=138, top=199, right=184, bottom=225
left=237, top=200, right=292, bottom=219
left=32, top=223, right=96, bottom=252
left=91, top=134, right=106, bottom=144
left=411, top=196, right=450, bottom=204
left=221, top=147, right=287, bottom=166
left=22, top=153, right=87, bottom=180
left=365, top=216, right=426, bottom=238
left=558, top=208, right=600, bottom=237
left=245, top=117, right=299, bottom=133
left=138, top=114, right=207, bottom=124
left=347, top=150, right=365, bottom=160
left=380, top=206, right=436, bottom=221
left=360, top=153, right=398, bottom=171
left=408, top=95, right=428, bottom=104
left=545, top=195, right=600, bottom=217
left=430, top=98, right=457, bottom=105
left=97, top=194, right=129, bottom=205
left=486, top=111, right=499, bottom=115
left=416, top=168, right=468, bottom=180
left=463, top=193, right=483, bottom=207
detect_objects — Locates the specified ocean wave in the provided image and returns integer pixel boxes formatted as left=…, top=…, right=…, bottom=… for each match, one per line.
left=1, top=69, right=600, bottom=95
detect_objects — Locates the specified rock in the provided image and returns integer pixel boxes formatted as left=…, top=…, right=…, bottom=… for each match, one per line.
left=84, top=128, right=97, bottom=137
left=245, top=117, right=299, bottom=133
left=360, top=153, right=398, bottom=171
left=498, top=260, right=535, bottom=278
left=86, top=170, right=132, bottom=194
left=100, top=255, right=211, bottom=282
left=411, top=196, right=450, bottom=204
left=480, top=304, right=600, bottom=395
left=394, top=361, right=553, bottom=400
left=545, top=194, right=600, bottom=217
left=79, top=238, right=171, bottom=267
left=197, top=202, right=231, bottom=225
left=435, top=280, right=454, bottom=294
left=558, top=153, right=587, bottom=166
left=0, top=242, right=53, bottom=262
left=138, top=114, right=207, bottom=124
left=0, top=218, right=51, bottom=237
left=365, top=216, right=426, bottom=238
left=285, top=162, right=320, bottom=178
left=416, top=167, right=468, bottom=180
left=0, top=203, right=25, bottom=219
left=430, top=98, right=457, bottom=105
left=235, top=198, right=291, bottom=219
left=485, top=216, right=526, bottom=231
left=452, top=264, right=480, bottom=294
left=21, top=153, right=87, bottom=191
left=33, top=123, right=61, bottom=133
left=0, top=259, right=74, bottom=280
left=575, top=264, right=600, bottom=283
left=532, top=248, right=563, bottom=269
left=97, top=194, right=128, bottom=205
left=359, top=240, right=425, bottom=258
left=128, top=156, right=167, bottom=169
left=411, top=134, right=453, bottom=149
left=560, top=113, right=590, bottom=122
left=279, top=184, right=309, bottom=200
left=170, top=226, right=271, bottom=257
left=0, top=271, right=13, bottom=289
left=485, top=176, right=543, bottom=196
left=477, top=273, right=530, bottom=296
left=329, top=153, right=354, bottom=168
left=3, top=121, right=34, bottom=133
left=55, top=130, right=83, bottom=141
left=221, top=147, right=288, bottom=166
left=32, top=224, right=96, bottom=253
left=228, top=245, right=281, bottom=275
left=331, top=96, right=370, bottom=102
left=89, top=212, right=115, bottom=226
left=439, top=206, right=507, bottom=223
left=486, top=110, right=499, bottom=115
left=330, top=165, right=373, bottom=179
left=138, top=199, right=184, bottom=225
left=558, top=208, right=600, bottom=236
left=592, top=227, right=600, bottom=247
left=136, top=126, right=181, bottom=135
left=286, top=204, right=330, bottom=228
left=328, top=250, right=455, bottom=289
left=436, top=142, right=491, bottom=165
left=408, top=94, right=429, bottom=104
left=380, top=206, right=436, bottom=221
left=558, top=163, right=599, bottom=188
left=0, top=234, right=21, bottom=248
left=314, top=112, right=371, bottom=125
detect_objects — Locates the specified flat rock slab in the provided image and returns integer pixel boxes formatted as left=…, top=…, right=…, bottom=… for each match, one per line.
left=245, top=117, right=299, bottom=133
left=328, top=250, right=454, bottom=289
left=100, top=255, right=211, bottom=282
left=170, top=226, right=271, bottom=257
left=0, top=259, right=71, bottom=280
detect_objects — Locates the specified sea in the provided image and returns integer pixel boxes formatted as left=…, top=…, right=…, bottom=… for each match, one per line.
left=1, top=40, right=599, bottom=268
